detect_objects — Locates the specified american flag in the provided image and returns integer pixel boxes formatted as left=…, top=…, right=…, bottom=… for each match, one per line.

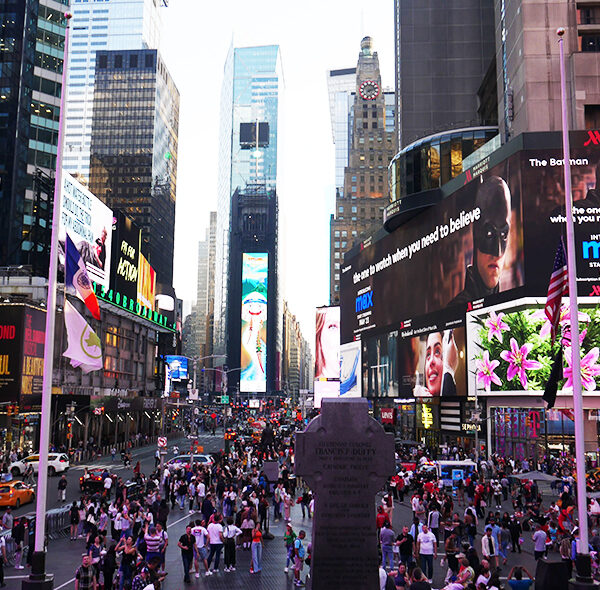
left=545, top=238, right=568, bottom=344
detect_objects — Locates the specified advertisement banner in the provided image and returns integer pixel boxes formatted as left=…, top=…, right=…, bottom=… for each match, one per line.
left=112, top=210, right=140, bottom=303
left=314, top=306, right=341, bottom=407
left=341, top=153, right=525, bottom=342
left=0, top=304, right=45, bottom=405
left=59, top=173, right=112, bottom=288
left=165, top=355, right=188, bottom=381
left=340, top=340, right=362, bottom=397
left=240, top=253, right=268, bottom=393
left=138, top=253, right=156, bottom=309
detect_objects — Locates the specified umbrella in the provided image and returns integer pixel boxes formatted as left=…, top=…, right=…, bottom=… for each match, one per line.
left=512, top=470, right=562, bottom=482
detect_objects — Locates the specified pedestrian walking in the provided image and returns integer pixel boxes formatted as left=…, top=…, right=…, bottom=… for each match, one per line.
left=206, top=513, right=224, bottom=573
left=58, top=474, right=67, bottom=503
left=416, top=524, right=437, bottom=583
left=380, top=520, right=395, bottom=571
left=222, top=516, right=242, bottom=572
left=250, top=522, right=263, bottom=573
left=294, top=530, right=307, bottom=587
left=177, top=525, right=196, bottom=584
left=284, top=523, right=297, bottom=573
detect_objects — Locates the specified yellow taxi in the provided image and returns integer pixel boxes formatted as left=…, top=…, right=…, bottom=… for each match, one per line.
left=0, top=480, right=35, bottom=508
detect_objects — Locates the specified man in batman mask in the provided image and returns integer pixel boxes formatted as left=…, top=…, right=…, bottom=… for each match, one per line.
left=449, top=176, right=511, bottom=306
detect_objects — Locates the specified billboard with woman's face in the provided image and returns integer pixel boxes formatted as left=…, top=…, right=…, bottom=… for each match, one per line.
left=240, top=253, right=268, bottom=393
left=314, top=306, right=340, bottom=406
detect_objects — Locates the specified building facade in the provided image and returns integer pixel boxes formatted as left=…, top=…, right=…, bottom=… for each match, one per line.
left=0, top=0, right=69, bottom=273
left=214, top=45, right=284, bottom=358
left=329, top=37, right=396, bottom=304
left=89, top=48, right=179, bottom=285
left=226, top=185, right=280, bottom=397
left=282, top=301, right=313, bottom=400
left=394, top=0, right=496, bottom=148
left=65, top=0, right=163, bottom=179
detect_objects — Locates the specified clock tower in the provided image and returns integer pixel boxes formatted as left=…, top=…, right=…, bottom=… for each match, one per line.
left=329, top=37, right=397, bottom=304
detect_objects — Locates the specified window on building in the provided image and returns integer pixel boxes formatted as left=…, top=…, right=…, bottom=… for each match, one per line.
left=580, top=34, right=600, bottom=51
left=334, top=241, right=340, bottom=248
left=129, top=54, right=138, bottom=68
left=363, top=122, right=368, bottom=129
left=341, top=230, right=347, bottom=237
left=338, top=206, right=344, bottom=213
left=372, top=121, right=378, bottom=128
left=585, top=104, right=600, bottom=129
left=114, top=54, right=123, bottom=68
left=335, top=263, right=340, bottom=269
left=351, top=206, right=357, bottom=213
left=335, top=273, right=340, bottom=281
left=334, top=230, right=340, bottom=237
left=98, top=54, right=107, bottom=68
left=145, top=53, right=154, bottom=68
left=334, top=252, right=340, bottom=259
left=352, top=230, right=357, bottom=237
left=341, top=241, right=347, bottom=248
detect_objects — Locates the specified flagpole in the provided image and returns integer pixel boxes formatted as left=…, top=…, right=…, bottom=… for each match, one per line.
left=23, top=11, right=72, bottom=590
left=557, top=28, right=593, bottom=587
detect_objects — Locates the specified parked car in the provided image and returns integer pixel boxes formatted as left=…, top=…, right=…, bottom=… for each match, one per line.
left=167, top=454, right=214, bottom=468
left=10, top=453, right=70, bottom=477
left=0, top=481, right=35, bottom=508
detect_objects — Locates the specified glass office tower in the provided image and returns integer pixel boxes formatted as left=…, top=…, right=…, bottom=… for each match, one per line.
left=213, top=45, right=284, bottom=358
left=89, top=49, right=179, bottom=285
left=65, top=0, right=163, bottom=180
left=0, top=0, right=69, bottom=273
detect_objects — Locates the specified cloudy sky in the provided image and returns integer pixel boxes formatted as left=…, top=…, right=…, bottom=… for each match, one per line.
left=161, top=0, right=395, bottom=349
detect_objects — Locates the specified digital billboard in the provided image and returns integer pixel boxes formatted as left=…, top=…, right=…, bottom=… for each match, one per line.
left=341, top=135, right=600, bottom=348
left=59, top=173, right=113, bottom=288
left=314, top=306, right=340, bottom=406
left=341, top=153, right=525, bottom=342
left=340, top=340, right=362, bottom=397
left=138, top=253, right=156, bottom=309
left=112, top=211, right=140, bottom=303
left=240, top=253, right=268, bottom=393
left=0, top=304, right=45, bottom=405
left=468, top=301, right=600, bottom=396
left=165, top=355, right=188, bottom=381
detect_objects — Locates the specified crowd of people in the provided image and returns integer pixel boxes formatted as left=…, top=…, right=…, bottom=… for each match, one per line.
left=66, top=421, right=313, bottom=589
left=376, top=449, right=595, bottom=590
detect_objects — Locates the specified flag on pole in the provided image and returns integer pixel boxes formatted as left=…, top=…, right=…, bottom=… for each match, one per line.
left=63, top=299, right=103, bottom=374
left=545, top=238, right=568, bottom=344
left=65, top=233, right=101, bottom=320
left=542, top=347, right=563, bottom=409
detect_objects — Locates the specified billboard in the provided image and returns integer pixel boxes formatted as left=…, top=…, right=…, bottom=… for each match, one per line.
left=138, top=253, right=156, bottom=309
left=240, top=253, right=268, bottom=393
left=165, top=355, right=188, bottom=381
left=314, top=306, right=340, bottom=406
left=0, top=304, right=45, bottom=405
left=59, top=173, right=113, bottom=288
left=468, top=301, right=600, bottom=396
left=112, top=211, right=140, bottom=303
left=396, top=327, right=467, bottom=398
left=340, top=340, right=362, bottom=397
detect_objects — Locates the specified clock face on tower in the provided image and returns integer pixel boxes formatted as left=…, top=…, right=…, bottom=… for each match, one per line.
left=358, top=79, right=380, bottom=100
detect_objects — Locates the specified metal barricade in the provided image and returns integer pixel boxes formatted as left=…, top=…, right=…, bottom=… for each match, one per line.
left=45, top=506, right=71, bottom=539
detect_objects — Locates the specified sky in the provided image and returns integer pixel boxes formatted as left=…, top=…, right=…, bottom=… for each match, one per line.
left=161, top=0, right=395, bottom=350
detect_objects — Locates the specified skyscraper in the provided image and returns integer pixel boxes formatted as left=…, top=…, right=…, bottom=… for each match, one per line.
left=64, top=0, right=163, bottom=179
left=394, top=0, right=496, bottom=148
left=326, top=67, right=356, bottom=192
left=0, top=1, right=69, bottom=272
left=89, top=48, right=179, bottom=285
left=329, top=37, right=397, bottom=304
left=214, top=45, right=284, bottom=357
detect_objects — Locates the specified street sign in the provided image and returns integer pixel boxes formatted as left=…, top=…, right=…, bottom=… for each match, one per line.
left=221, top=395, right=229, bottom=404
left=157, top=436, right=167, bottom=448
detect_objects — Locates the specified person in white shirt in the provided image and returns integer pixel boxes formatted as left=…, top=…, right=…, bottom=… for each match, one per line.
left=103, top=475, right=113, bottom=499
left=206, top=514, right=224, bottom=573
left=481, top=527, right=498, bottom=568
left=222, top=516, right=242, bottom=572
left=191, top=519, right=210, bottom=577
left=417, top=524, right=437, bottom=582
left=196, top=480, right=206, bottom=511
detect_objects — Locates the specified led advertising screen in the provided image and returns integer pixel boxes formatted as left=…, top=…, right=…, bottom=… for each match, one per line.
left=112, top=210, right=140, bottom=303
left=341, top=134, right=600, bottom=348
left=165, top=355, right=188, bottom=381
left=396, top=327, right=467, bottom=399
left=468, top=301, right=600, bottom=396
left=240, top=253, right=268, bottom=393
left=59, top=173, right=113, bottom=288
left=340, top=340, right=362, bottom=397
left=340, top=152, right=525, bottom=343
left=314, top=306, right=340, bottom=407
left=137, top=253, right=156, bottom=310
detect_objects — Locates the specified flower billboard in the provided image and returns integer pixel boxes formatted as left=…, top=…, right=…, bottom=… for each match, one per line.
left=469, top=300, right=600, bottom=395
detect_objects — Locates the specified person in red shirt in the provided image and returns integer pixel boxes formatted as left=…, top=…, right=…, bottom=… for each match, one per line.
left=376, top=506, right=388, bottom=531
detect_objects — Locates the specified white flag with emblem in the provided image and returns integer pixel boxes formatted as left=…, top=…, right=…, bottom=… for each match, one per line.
left=63, top=299, right=103, bottom=374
